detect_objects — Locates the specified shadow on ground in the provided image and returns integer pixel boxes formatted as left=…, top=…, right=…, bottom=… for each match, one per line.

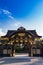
left=0, top=57, right=31, bottom=65
left=0, top=56, right=42, bottom=65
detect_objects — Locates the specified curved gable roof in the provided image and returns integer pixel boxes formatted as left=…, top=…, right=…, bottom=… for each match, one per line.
left=1, top=27, right=42, bottom=38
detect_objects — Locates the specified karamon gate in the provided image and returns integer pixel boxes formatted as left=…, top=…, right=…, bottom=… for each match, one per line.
left=0, top=27, right=42, bottom=57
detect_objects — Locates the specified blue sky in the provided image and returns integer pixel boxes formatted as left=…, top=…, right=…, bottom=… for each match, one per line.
left=0, top=0, right=43, bottom=36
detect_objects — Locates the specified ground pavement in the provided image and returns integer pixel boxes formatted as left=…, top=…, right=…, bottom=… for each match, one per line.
left=0, top=54, right=43, bottom=65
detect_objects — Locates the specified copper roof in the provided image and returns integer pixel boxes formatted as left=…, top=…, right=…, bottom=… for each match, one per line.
left=1, top=27, right=42, bottom=38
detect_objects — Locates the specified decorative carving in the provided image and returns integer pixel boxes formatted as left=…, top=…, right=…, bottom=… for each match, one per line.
left=28, top=35, right=32, bottom=38
left=11, top=35, right=15, bottom=38
left=18, top=33, right=25, bottom=36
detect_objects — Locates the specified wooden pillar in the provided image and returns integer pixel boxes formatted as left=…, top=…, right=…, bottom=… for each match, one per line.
left=12, top=45, right=14, bottom=56
left=31, top=46, right=33, bottom=56
left=28, top=44, right=31, bottom=56
left=29, top=49, right=31, bottom=56
left=12, top=43, right=15, bottom=57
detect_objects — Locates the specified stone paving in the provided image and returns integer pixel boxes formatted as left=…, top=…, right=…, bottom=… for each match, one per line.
left=0, top=54, right=43, bottom=65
